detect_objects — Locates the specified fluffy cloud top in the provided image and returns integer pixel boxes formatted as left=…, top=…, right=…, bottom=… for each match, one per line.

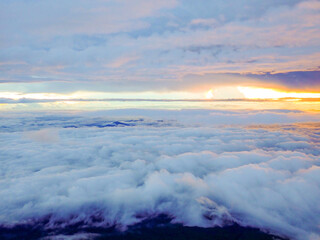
left=0, top=110, right=319, bottom=240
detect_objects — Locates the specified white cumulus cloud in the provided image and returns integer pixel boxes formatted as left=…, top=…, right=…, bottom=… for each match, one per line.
left=0, top=109, right=319, bottom=240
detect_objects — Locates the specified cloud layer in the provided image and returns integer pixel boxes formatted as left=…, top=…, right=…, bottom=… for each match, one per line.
left=0, top=0, right=319, bottom=93
left=0, top=110, right=319, bottom=240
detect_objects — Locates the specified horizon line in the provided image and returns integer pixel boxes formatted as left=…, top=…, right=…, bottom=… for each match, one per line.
left=1, top=97, right=320, bottom=104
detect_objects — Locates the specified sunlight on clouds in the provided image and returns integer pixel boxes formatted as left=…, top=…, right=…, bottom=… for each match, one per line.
left=0, top=91, right=205, bottom=100
left=0, top=92, right=75, bottom=100
left=0, top=92, right=22, bottom=100
left=238, top=87, right=320, bottom=99
left=205, top=87, right=245, bottom=99
left=206, top=90, right=214, bottom=99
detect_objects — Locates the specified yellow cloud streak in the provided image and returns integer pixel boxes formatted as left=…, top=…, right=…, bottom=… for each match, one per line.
left=238, top=87, right=320, bottom=99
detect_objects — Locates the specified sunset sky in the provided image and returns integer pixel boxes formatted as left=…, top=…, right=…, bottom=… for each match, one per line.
left=1, top=2, right=320, bottom=240
left=1, top=0, right=320, bottom=103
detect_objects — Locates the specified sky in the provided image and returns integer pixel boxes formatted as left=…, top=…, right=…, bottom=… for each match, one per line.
left=0, top=0, right=320, bottom=102
left=1, top=2, right=320, bottom=239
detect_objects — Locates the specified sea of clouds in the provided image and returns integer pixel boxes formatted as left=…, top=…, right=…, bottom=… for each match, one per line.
left=0, top=109, right=319, bottom=240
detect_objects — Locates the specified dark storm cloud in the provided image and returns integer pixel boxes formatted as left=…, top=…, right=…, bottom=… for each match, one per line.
left=244, top=71, right=320, bottom=91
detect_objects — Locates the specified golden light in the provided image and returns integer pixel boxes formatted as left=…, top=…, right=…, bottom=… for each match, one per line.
left=0, top=92, right=22, bottom=100
left=238, top=87, right=320, bottom=99
left=0, top=92, right=75, bottom=100
left=206, top=89, right=214, bottom=99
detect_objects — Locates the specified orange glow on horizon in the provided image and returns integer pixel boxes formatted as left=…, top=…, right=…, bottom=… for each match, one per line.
left=238, top=87, right=320, bottom=100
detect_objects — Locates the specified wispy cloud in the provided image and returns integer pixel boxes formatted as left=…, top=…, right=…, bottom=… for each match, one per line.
left=0, top=0, right=319, bottom=94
